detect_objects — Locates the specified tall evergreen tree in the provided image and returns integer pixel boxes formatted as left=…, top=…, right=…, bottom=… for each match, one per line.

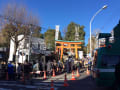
left=65, top=22, right=85, bottom=41
left=44, top=29, right=62, bottom=50
left=32, top=26, right=44, bottom=38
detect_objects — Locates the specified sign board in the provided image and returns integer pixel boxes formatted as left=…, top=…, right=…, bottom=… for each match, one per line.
left=55, top=25, right=60, bottom=40
left=111, top=30, right=114, bottom=37
left=78, top=51, right=83, bottom=59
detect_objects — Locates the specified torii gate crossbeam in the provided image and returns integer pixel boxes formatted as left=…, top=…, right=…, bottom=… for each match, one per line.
left=55, top=40, right=84, bottom=60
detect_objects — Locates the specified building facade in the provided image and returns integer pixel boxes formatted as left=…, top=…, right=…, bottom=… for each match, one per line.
left=8, top=35, right=46, bottom=63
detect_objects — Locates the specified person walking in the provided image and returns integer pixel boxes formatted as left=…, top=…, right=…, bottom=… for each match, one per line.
left=24, top=61, right=31, bottom=80
left=17, top=63, right=22, bottom=80
left=66, top=60, right=69, bottom=73
left=70, top=57, right=74, bottom=72
left=77, top=60, right=80, bottom=73
left=33, top=61, right=39, bottom=77
left=47, top=61, right=52, bottom=77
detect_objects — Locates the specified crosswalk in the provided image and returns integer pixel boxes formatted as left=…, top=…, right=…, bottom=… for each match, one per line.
left=0, top=88, right=12, bottom=90
left=0, top=80, right=63, bottom=90
left=0, top=71, right=86, bottom=90
left=0, top=72, right=68, bottom=90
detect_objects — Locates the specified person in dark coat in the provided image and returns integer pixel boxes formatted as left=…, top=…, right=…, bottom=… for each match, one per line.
left=24, top=61, right=31, bottom=80
left=77, top=61, right=80, bottom=72
left=70, top=57, right=74, bottom=72
left=8, top=61, right=14, bottom=80
left=39, top=61, right=43, bottom=71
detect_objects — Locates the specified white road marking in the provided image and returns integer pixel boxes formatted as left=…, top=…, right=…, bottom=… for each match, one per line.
left=0, top=81, right=16, bottom=83
left=93, top=68, right=115, bottom=72
left=25, top=85, right=37, bottom=88
left=34, top=82, right=63, bottom=86
left=0, top=82, right=60, bottom=89
left=0, top=88, right=12, bottom=90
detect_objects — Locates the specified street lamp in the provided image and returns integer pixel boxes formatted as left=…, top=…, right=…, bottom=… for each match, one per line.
left=90, top=5, right=107, bottom=57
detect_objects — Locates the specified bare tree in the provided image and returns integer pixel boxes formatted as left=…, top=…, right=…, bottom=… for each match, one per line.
left=87, top=36, right=97, bottom=55
left=92, top=29, right=101, bottom=36
left=0, top=3, right=39, bottom=63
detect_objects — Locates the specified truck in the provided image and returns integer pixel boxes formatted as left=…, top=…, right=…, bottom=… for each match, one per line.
left=92, top=33, right=120, bottom=87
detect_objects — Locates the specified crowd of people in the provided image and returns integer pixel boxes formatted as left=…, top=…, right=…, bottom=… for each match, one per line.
left=0, top=56, right=86, bottom=81
left=0, top=55, right=120, bottom=90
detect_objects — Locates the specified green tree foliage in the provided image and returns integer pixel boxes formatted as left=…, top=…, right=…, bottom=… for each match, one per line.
left=32, top=26, right=44, bottom=38
left=58, top=31, right=62, bottom=40
left=64, top=22, right=85, bottom=52
left=1, top=23, right=30, bottom=54
left=113, top=20, right=120, bottom=38
left=44, top=29, right=55, bottom=50
left=0, top=33, right=9, bottom=47
left=0, top=3, right=39, bottom=54
left=65, top=22, right=85, bottom=41
left=0, top=3, right=40, bottom=64
left=44, top=29, right=62, bottom=51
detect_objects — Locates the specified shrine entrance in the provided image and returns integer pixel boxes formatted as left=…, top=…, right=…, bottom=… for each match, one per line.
left=55, top=40, right=83, bottom=60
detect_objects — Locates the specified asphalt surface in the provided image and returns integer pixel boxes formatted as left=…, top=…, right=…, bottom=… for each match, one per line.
left=0, top=70, right=112, bottom=90
left=58, top=75, right=109, bottom=90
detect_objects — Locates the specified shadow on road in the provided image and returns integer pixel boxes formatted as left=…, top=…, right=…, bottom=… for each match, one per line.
left=57, top=75, right=112, bottom=90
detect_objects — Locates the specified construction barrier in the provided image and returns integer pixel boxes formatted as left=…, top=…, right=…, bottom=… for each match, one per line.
left=52, top=69, right=56, bottom=77
left=71, top=71, right=76, bottom=80
left=86, top=68, right=90, bottom=75
left=43, top=71, right=47, bottom=80
left=76, top=68, right=80, bottom=77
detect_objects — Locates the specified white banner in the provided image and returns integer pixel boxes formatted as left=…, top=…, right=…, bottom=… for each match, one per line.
left=55, top=25, right=60, bottom=40
left=78, top=51, right=83, bottom=59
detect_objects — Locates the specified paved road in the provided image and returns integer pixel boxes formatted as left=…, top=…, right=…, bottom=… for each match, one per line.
left=58, top=75, right=109, bottom=90
left=0, top=70, right=111, bottom=90
left=0, top=80, right=62, bottom=90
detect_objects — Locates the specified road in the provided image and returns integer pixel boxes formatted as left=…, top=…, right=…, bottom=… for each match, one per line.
left=0, top=70, right=111, bottom=90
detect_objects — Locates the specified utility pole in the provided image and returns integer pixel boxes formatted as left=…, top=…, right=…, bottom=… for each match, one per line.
left=28, top=24, right=34, bottom=62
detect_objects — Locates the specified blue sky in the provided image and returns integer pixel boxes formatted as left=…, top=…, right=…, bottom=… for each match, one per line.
left=0, top=0, right=120, bottom=45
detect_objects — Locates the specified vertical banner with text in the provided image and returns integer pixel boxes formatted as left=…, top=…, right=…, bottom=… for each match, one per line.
left=55, top=25, right=60, bottom=40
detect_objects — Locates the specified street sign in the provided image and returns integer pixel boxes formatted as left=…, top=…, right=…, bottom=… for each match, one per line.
left=78, top=51, right=83, bottom=59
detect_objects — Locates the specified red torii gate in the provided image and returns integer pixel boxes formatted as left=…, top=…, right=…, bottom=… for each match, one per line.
left=55, top=40, right=83, bottom=60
